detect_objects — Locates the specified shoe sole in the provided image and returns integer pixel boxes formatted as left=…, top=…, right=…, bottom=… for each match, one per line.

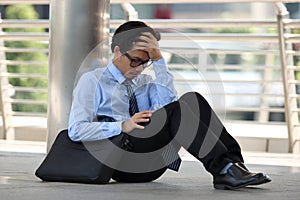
left=249, top=176, right=272, bottom=186
left=214, top=179, right=259, bottom=190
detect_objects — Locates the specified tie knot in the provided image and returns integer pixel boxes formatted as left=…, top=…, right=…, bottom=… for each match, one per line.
left=124, top=79, right=132, bottom=85
left=124, top=79, right=134, bottom=92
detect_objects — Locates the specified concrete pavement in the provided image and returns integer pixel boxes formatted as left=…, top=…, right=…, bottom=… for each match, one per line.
left=1, top=148, right=300, bottom=200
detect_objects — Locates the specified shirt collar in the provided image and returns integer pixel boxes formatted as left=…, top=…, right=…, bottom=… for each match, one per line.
left=107, top=62, right=126, bottom=84
left=107, top=62, right=138, bottom=85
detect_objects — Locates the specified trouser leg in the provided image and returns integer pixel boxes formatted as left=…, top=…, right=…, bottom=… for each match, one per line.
left=109, top=120, right=172, bottom=183
left=93, top=132, right=168, bottom=183
left=141, top=92, right=242, bottom=175
left=110, top=92, right=243, bottom=179
left=176, top=92, right=244, bottom=175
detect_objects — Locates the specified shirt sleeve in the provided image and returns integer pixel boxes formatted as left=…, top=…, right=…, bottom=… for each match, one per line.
left=68, top=72, right=122, bottom=142
left=150, top=58, right=178, bottom=110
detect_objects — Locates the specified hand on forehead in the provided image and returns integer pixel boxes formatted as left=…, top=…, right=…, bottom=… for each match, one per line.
left=132, top=32, right=159, bottom=50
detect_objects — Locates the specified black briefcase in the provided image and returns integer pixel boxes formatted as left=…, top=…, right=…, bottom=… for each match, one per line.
left=35, top=129, right=119, bottom=184
left=35, top=114, right=135, bottom=185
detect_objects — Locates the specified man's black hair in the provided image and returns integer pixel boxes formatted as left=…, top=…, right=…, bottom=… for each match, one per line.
left=111, top=21, right=160, bottom=53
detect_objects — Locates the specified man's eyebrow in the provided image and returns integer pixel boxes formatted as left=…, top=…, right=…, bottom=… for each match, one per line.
left=130, top=56, right=142, bottom=60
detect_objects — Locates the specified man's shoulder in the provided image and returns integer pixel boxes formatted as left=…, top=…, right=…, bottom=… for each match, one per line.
left=74, top=67, right=109, bottom=87
left=81, top=67, right=107, bottom=79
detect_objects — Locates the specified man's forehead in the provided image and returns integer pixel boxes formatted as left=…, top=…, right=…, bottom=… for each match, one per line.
left=129, top=47, right=149, bottom=56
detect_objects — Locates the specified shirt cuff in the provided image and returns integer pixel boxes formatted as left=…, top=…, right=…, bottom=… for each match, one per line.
left=115, top=121, right=123, bottom=133
left=103, top=121, right=123, bottom=139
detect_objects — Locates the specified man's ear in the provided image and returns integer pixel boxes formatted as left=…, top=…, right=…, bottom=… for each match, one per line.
left=113, top=45, right=123, bottom=61
left=113, top=46, right=121, bottom=56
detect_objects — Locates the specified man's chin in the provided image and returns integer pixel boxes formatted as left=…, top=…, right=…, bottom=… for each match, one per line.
left=127, top=74, right=139, bottom=79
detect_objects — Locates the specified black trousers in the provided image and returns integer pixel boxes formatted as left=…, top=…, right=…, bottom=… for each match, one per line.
left=111, top=92, right=243, bottom=183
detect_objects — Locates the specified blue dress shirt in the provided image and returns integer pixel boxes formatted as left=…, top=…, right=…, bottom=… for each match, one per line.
left=68, top=58, right=178, bottom=141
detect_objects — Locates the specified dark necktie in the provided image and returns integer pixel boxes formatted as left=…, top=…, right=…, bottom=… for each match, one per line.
left=123, top=79, right=181, bottom=171
left=124, top=79, right=139, bottom=116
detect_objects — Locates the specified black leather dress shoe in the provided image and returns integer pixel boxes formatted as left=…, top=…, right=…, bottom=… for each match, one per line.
left=213, top=163, right=264, bottom=190
left=236, top=162, right=272, bottom=185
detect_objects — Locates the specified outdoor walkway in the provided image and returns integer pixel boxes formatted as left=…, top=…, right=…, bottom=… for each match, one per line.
left=1, top=142, right=300, bottom=200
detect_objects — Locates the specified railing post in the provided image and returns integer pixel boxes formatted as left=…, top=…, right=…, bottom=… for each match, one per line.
left=47, top=0, right=110, bottom=150
left=121, top=3, right=139, bottom=20
left=275, top=3, right=299, bottom=153
left=0, top=14, right=15, bottom=140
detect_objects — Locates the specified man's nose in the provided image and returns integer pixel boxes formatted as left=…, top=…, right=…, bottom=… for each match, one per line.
left=135, top=65, right=144, bottom=72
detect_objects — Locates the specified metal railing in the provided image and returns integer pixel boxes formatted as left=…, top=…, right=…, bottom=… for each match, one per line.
left=1, top=0, right=300, bottom=4
left=0, top=0, right=300, bottom=152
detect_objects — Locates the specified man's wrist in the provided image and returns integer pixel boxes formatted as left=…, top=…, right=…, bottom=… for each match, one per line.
left=150, top=49, right=163, bottom=61
left=153, top=58, right=167, bottom=69
left=152, top=54, right=163, bottom=61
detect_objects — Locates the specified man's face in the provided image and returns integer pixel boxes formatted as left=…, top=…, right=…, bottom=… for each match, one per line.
left=119, top=49, right=150, bottom=79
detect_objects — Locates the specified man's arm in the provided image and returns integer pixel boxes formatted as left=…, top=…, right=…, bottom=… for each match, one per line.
left=135, top=32, right=178, bottom=110
left=150, top=58, right=178, bottom=110
left=68, top=71, right=122, bottom=141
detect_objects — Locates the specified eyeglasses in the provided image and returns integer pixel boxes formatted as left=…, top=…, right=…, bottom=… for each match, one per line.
left=123, top=52, right=152, bottom=68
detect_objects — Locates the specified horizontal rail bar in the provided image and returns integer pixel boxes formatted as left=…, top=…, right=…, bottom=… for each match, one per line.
left=220, top=93, right=283, bottom=97
left=284, top=19, right=300, bottom=29
left=286, top=50, right=300, bottom=56
left=10, top=111, right=47, bottom=117
left=1, top=86, right=47, bottom=92
left=0, top=0, right=49, bottom=4
left=1, top=0, right=300, bottom=5
left=175, top=79, right=282, bottom=83
left=225, top=120, right=286, bottom=126
left=0, top=20, right=49, bottom=28
left=0, top=34, right=281, bottom=43
left=167, top=48, right=279, bottom=55
left=289, top=94, right=300, bottom=99
left=200, top=93, right=283, bottom=97
left=161, top=33, right=279, bottom=42
left=0, top=19, right=289, bottom=37
left=0, top=47, right=48, bottom=53
left=111, top=19, right=278, bottom=29
left=288, top=80, right=300, bottom=84
left=118, top=0, right=300, bottom=3
left=0, top=32, right=280, bottom=42
left=0, top=19, right=294, bottom=36
left=285, top=34, right=300, bottom=43
left=287, top=66, right=300, bottom=71
left=0, top=60, right=47, bottom=66
left=0, top=19, right=279, bottom=29
left=226, top=107, right=285, bottom=112
left=168, top=64, right=280, bottom=70
left=0, top=73, right=47, bottom=79
left=0, top=19, right=285, bottom=29
left=6, top=98, right=47, bottom=105
left=0, top=32, right=49, bottom=41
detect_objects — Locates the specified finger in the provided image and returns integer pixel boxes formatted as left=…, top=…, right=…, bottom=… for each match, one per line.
left=144, top=110, right=155, bottom=114
left=137, top=117, right=150, bottom=123
left=134, top=41, right=150, bottom=48
left=136, top=38, right=158, bottom=48
left=134, top=124, right=145, bottom=130
left=132, top=43, right=148, bottom=51
left=137, top=111, right=152, bottom=116
left=140, top=110, right=154, bottom=115
left=141, top=113, right=152, bottom=118
left=141, top=32, right=156, bottom=40
left=138, top=35, right=154, bottom=43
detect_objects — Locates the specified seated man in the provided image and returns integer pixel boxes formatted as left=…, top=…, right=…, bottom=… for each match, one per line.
left=68, top=20, right=271, bottom=189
